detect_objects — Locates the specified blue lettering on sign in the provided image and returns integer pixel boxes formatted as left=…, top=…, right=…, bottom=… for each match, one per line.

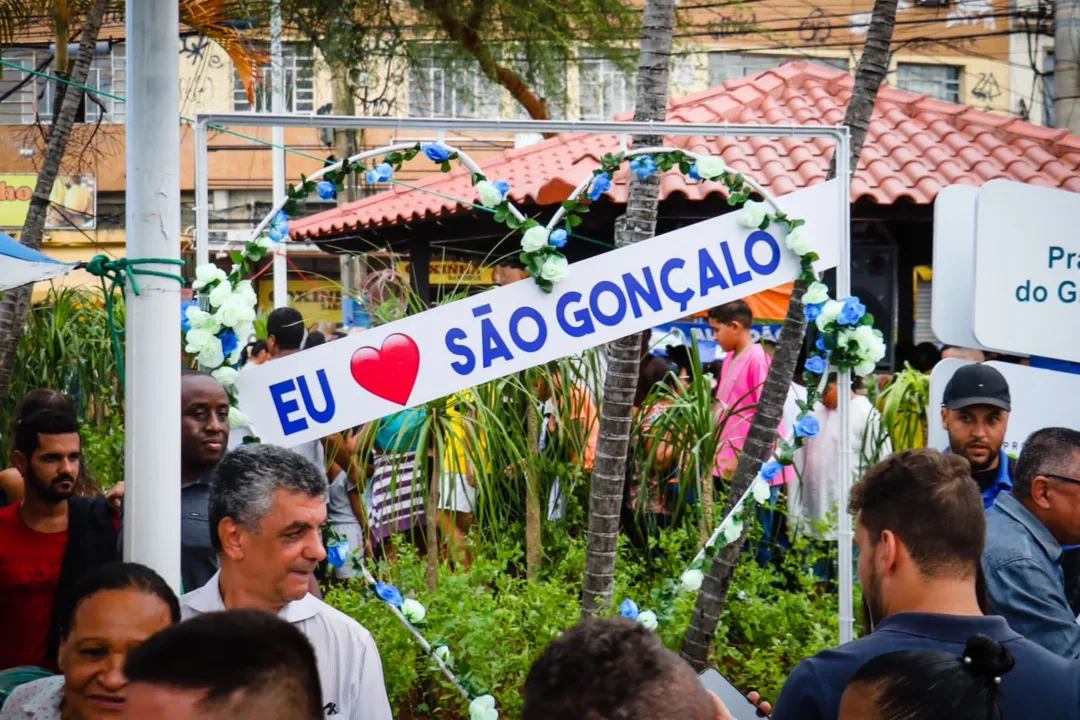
left=557, top=291, right=596, bottom=338
left=270, top=369, right=337, bottom=436
left=744, top=231, right=781, bottom=276
left=441, top=230, right=785, bottom=378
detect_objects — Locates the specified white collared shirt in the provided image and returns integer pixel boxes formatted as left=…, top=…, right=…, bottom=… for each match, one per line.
left=181, top=572, right=392, bottom=720
left=0, top=675, right=63, bottom=720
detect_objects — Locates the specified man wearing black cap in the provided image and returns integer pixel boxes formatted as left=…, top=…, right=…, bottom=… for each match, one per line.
left=941, top=363, right=1013, bottom=509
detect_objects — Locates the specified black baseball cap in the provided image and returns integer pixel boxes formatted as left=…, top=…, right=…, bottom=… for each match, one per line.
left=942, top=364, right=1011, bottom=412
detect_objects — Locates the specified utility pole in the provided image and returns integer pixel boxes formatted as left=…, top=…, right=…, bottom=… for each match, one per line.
left=271, top=0, right=288, bottom=308
left=1055, top=0, right=1080, bottom=132
left=124, top=1, right=182, bottom=591
left=332, top=69, right=361, bottom=327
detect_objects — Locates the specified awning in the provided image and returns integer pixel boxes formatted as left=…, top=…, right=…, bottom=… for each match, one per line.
left=0, top=230, right=78, bottom=291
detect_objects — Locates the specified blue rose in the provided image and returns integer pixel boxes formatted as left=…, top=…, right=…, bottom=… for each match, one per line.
left=688, top=163, right=702, bottom=181
left=795, top=415, right=821, bottom=439
left=180, top=300, right=199, bottom=333
left=365, top=162, right=394, bottom=185
left=836, top=296, right=866, bottom=326
left=549, top=229, right=568, bottom=249
left=316, top=181, right=337, bottom=201
left=589, top=172, right=612, bottom=201
left=760, top=459, right=783, bottom=482
left=804, top=355, right=828, bottom=375
left=619, top=598, right=640, bottom=620
left=327, top=541, right=349, bottom=568
left=492, top=179, right=511, bottom=198
left=219, top=329, right=239, bottom=360
left=804, top=302, right=824, bottom=322
left=269, top=211, right=289, bottom=242
left=423, top=143, right=453, bottom=163
left=816, top=336, right=830, bottom=353
left=375, top=582, right=403, bottom=608
left=630, top=156, right=658, bottom=180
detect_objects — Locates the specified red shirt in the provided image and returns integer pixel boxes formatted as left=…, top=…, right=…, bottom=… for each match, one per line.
left=0, top=503, right=68, bottom=671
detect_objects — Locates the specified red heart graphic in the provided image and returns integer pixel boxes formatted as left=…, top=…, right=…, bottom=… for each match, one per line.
left=349, top=333, right=421, bottom=406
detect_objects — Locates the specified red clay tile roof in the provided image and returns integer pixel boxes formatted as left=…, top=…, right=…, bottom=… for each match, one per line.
left=292, top=62, right=1080, bottom=240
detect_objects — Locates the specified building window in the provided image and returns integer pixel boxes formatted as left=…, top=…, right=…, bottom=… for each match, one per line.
left=896, top=63, right=961, bottom=104
left=579, top=57, right=635, bottom=120
left=408, top=47, right=501, bottom=118
left=233, top=44, right=315, bottom=113
left=0, top=44, right=126, bottom=125
left=708, top=52, right=847, bottom=87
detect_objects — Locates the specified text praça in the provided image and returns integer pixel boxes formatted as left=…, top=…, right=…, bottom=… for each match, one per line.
left=444, top=232, right=781, bottom=375
left=1015, top=246, right=1080, bottom=305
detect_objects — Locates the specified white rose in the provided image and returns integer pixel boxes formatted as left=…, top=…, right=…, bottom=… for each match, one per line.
left=469, top=695, right=499, bottom=720
left=228, top=406, right=248, bottom=428
left=722, top=517, right=744, bottom=545
left=218, top=294, right=257, bottom=329
left=228, top=343, right=245, bottom=366
left=752, top=476, right=771, bottom=504
left=192, top=264, right=228, bottom=291
left=785, top=225, right=813, bottom=256
left=853, top=325, right=886, bottom=363
left=433, top=645, right=453, bottom=666
left=208, top=281, right=232, bottom=309
left=212, top=367, right=239, bottom=387
left=234, top=279, right=257, bottom=305
left=185, top=306, right=221, bottom=334
left=637, top=610, right=659, bottom=630
left=695, top=155, right=727, bottom=180
left=739, top=200, right=767, bottom=229
left=815, top=299, right=844, bottom=332
left=196, top=336, right=224, bottom=369
left=475, top=180, right=504, bottom=208
left=401, top=598, right=427, bottom=624
left=803, top=281, right=830, bottom=306
left=540, top=255, right=569, bottom=283
left=184, top=327, right=213, bottom=354
left=254, top=235, right=274, bottom=251
left=680, top=569, right=704, bottom=593
left=521, top=226, right=549, bottom=253
left=854, top=360, right=877, bottom=377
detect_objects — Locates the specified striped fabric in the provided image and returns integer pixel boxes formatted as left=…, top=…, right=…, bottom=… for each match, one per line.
left=369, top=452, right=426, bottom=543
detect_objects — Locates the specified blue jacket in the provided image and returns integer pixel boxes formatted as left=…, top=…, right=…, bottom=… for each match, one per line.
left=984, top=492, right=1080, bottom=659
left=980, top=450, right=1014, bottom=510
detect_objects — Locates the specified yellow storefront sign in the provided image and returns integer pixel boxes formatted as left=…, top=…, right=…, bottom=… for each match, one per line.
left=0, top=174, right=97, bottom=229
left=396, top=260, right=494, bottom=285
left=257, top=279, right=342, bottom=325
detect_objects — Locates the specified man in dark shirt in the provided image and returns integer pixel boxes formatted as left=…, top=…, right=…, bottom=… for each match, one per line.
left=773, top=449, right=1080, bottom=720
left=117, top=371, right=229, bottom=593
left=940, top=363, right=1013, bottom=508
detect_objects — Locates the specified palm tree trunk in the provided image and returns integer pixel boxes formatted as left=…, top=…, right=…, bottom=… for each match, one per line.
left=680, top=0, right=899, bottom=670
left=0, top=0, right=108, bottom=413
left=582, top=0, right=676, bottom=617
left=700, top=471, right=713, bottom=546
left=525, top=398, right=541, bottom=579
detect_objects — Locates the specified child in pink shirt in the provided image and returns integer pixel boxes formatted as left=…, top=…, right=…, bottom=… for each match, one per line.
left=709, top=300, right=790, bottom=486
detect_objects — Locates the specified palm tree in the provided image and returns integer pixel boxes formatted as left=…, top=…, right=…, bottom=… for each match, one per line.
left=582, top=0, right=677, bottom=617
left=0, top=0, right=109, bottom=414
left=680, top=0, right=900, bottom=670
left=0, top=0, right=264, bottom=414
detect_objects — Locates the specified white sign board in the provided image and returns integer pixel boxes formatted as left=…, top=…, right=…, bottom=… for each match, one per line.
left=932, top=184, right=990, bottom=350
left=236, top=180, right=842, bottom=448
left=928, top=359, right=1080, bottom=455
left=973, top=180, right=1080, bottom=363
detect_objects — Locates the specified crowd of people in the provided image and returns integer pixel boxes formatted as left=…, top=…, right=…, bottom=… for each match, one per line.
left=2, top=292, right=1080, bottom=719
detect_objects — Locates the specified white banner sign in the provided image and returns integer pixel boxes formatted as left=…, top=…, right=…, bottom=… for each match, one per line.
left=931, top=184, right=990, bottom=351
left=236, top=180, right=842, bottom=448
left=929, top=358, right=1080, bottom=455
left=974, top=180, right=1080, bottom=363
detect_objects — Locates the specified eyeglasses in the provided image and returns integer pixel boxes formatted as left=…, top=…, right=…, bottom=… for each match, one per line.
left=1043, top=473, right=1080, bottom=486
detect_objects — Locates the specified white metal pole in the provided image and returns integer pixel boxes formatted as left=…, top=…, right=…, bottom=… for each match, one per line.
left=270, top=0, right=288, bottom=308
left=124, top=0, right=182, bottom=592
left=194, top=119, right=209, bottom=268
left=835, top=130, right=855, bottom=645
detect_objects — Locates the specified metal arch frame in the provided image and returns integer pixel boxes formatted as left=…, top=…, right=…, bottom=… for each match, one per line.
left=192, top=113, right=857, bottom=644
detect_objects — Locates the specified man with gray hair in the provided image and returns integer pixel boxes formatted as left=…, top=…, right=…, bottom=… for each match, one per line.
left=180, top=444, right=392, bottom=720
left=983, top=427, right=1080, bottom=659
